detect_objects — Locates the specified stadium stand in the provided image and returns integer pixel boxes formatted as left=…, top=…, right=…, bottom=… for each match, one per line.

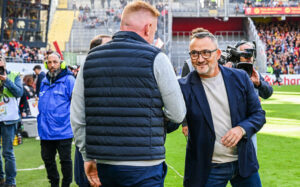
left=48, top=10, right=74, bottom=51
left=254, top=20, right=300, bottom=74
left=1, top=0, right=299, bottom=76
left=58, top=0, right=68, bottom=9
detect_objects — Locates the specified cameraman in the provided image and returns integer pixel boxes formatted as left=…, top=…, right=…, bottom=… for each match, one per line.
left=236, top=41, right=273, bottom=99
left=0, top=55, right=23, bottom=187
left=235, top=41, right=273, bottom=153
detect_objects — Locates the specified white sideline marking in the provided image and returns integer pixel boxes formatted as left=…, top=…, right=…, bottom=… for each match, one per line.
left=17, top=165, right=45, bottom=171
left=274, top=91, right=300, bottom=95
left=166, top=162, right=183, bottom=178
left=261, top=126, right=300, bottom=133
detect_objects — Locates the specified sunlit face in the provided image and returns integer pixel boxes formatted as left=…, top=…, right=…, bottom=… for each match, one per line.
left=239, top=44, right=254, bottom=63
left=189, top=37, right=221, bottom=78
left=47, top=54, right=61, bottom=73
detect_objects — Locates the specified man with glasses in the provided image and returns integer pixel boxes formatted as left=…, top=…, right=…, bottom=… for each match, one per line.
left=181, top=27, right=210, bottom=137
left=179, top=31, right=266, bottom=187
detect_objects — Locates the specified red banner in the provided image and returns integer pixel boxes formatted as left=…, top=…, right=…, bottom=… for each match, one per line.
left=262, top=74, right=300, bottom=85
left=245, top=7, right=300, bottom=15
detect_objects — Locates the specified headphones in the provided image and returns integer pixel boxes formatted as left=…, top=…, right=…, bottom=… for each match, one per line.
left=44, top=52, right=66, bottom=70
left=235, top=40, right=257, bottom=58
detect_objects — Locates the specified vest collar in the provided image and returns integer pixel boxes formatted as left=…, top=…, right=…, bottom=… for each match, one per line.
left=113, top=31, right=149, bottom=44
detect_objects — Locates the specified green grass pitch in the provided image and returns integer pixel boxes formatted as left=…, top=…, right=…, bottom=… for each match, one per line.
left=13, top=85, right=300, bottom=186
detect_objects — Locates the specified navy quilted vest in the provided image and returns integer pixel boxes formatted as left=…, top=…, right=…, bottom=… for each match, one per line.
left=83, top=31, right=165, bottom=161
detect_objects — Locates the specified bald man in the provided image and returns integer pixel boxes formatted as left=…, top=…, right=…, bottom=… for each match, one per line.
left=71, top=1, right=186, bottom=187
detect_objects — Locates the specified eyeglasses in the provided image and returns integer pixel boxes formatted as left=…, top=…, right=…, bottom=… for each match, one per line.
left=189, top=49, right=217, bottom=60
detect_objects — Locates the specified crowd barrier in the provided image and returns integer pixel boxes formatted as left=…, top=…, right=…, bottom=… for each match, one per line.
left=262, top=73, right=300, bottom=85
left=6, top=62, right=45, bottom=75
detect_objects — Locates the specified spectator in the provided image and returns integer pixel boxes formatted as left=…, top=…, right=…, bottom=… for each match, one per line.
left=294, top=62, right=300, bottom=74
left=71, top=1, right=186, bottom=186
left=33, top=65, right=45, bottom=97
left=0, top=55, right=23, bottom=187
left=273, top=65, right=282, bottom=85
left=19, top=75, right=35, bottom=118
left=90, top=0, right=94, bottom=9
left=267, top=63, right=274, bottom=74
left=72, top=0, right=77, bottom=10
left=37, top=52, right=75, bottom=187
left=120, top=0, right=127, bottom=8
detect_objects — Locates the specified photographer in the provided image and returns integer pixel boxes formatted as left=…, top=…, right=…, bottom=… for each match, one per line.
left=223, top=41, right=273, bottom=153
left=0, top=55, right=23, bottom=187
left=235, top=41, right=273, bottom=100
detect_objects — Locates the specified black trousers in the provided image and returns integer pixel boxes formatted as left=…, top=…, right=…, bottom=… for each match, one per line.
left=41, top=138, right=73, bottom=187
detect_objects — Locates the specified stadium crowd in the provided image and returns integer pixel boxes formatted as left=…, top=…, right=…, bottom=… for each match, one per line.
left=76, top=0, right=168, bottom=32
left=243, top=0, right=300, bottom=8
left=234, top=0, right=300, bottom=14
left=0, top=39, right=48, bottom=63
left=256, top=21, right=300, bottom=74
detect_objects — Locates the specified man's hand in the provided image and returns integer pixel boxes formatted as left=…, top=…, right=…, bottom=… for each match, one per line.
left=0, top=74, right=7, bottom=81
left=223, top=62, right=233, bottom=68
left=182, top=126, right=188, bottom=137
left=250, top=68, right=260, bottom=87
left=84, top=160, right=101, bottom=187
left=22, top=112, right=27, bottom=118
left=221, top=126, right=244, bottom=148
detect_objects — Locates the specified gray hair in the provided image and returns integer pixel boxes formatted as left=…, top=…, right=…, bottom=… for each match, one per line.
left=191, top=32, right=219, bottom=48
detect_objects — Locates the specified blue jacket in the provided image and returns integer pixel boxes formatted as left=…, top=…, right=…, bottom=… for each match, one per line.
left=180, top=65, right=266, bottom=187
left=37, top=69, right=75, bottom=140
left=256, top=73, right=273, bottom=99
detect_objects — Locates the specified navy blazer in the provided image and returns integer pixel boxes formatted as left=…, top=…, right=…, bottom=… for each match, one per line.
left=180, top=65, right=266, bottom=187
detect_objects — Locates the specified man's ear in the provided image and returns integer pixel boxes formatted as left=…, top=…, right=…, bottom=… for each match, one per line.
left=216, top=49, right=222, bottom=60
left=144, top=23, right=151, bottom=37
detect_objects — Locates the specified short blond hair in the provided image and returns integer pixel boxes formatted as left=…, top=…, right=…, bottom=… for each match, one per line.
left=123, top=0, right=160, bottom=18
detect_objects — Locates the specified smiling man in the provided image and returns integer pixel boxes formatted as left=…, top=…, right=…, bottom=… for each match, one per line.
left=179, top=31, right=266, bottom=187
left=37, top=52, right=75, bottom=187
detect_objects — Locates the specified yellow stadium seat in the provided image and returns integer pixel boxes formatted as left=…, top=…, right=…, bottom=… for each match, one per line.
left=58, top=0, right=68, bottom=9
left=48, top=10, right=74, bottom=51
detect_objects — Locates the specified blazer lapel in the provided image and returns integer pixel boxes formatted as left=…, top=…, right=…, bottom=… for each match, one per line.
left=220, top=66, right=236, bottom=127
left=190, top=71, right=215, bottom=134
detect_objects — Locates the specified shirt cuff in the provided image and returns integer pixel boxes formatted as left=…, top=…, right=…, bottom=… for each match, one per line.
left=239, top=126, right=246, bottom=136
